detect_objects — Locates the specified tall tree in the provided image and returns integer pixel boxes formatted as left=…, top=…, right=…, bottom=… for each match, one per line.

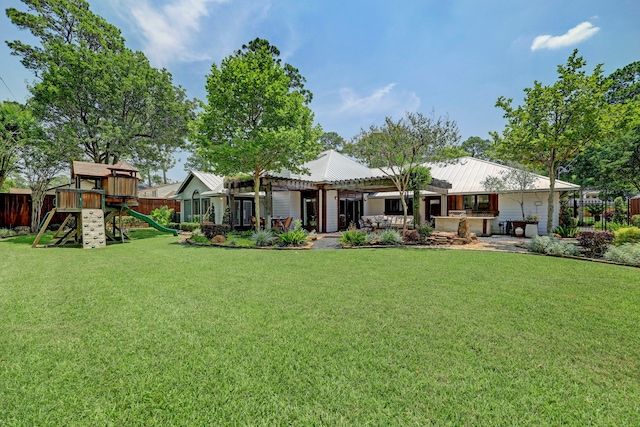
left=460, top=136, right=492, bottom=160
left=346, top=111, right=459, bottom=231
left=480, top=164, right=539, bottom=220
left=6, top=0, right=194, bottom=166
left=19, top=127, right=72, bottom=232
left=319, top=131, right=346, bottom=151
left=407, top=165, right=432, bottom=225
left=491, top=50, right=609, bottom=234
left=0, top=101, right=36, bottom=190
left=193, top=38, right=322, bottom=231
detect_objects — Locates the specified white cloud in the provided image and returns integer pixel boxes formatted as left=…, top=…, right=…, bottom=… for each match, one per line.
left=126, top=0, right=227, bottom=66
left=531, top=21, right=600, bottom=51
left=336, top=83, right=420, bottom=117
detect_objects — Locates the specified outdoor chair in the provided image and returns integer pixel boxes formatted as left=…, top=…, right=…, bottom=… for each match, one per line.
left=281, top=216, right=293, bottom=231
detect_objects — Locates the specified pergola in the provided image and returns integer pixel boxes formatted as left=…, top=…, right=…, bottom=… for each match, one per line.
left=225, top=174, right=452, bottom=232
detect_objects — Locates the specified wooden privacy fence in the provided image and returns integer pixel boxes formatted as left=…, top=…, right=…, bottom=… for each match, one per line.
left=632, top=198, right=640, bottom=217
left=0, top=194, right=180, bottom=228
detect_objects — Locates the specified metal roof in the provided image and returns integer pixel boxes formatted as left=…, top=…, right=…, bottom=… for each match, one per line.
left=422, top=157, right=580, bottom=194
left=174, top=170, right=225, bottom=196
left=280, top=150, right=376, bottom=182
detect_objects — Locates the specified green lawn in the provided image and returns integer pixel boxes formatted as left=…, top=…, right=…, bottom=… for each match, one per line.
left=1, top=230, right=639, bottom=425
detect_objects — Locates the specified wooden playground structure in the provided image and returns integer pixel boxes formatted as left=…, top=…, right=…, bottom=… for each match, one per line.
left=33, top=161, right=176, bottom=249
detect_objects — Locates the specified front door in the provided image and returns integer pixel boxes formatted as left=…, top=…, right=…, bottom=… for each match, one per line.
left=301, top=190, right=318, bottom=231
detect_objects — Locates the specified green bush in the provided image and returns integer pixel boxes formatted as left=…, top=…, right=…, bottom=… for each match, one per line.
left=527, top=236, right=580, bottom=256
left=201, top=224, right=231, bottom=239
left=378, top=229, right=403, bottom=245
left=612, top=197, right=626, bottom=224
left=278, top=229, right=308, bottom=246
left=604, top=243, right=640, bottom=266
left=614, top=227, right=640, bottom=245
left=179, top=222, right=200, bottom=232
left=632, top=215, right=640, bottom=228
left=0, top=228, right=16, bottom=238
left=150, top=205, right=174, bottom=226
left=553, top=224, right=579, bottom=238
left=339, top=227, right=367, bottom=246
left=416, top=225, right=433, bottom=243
left=167, top=222, right=180, bottom=230
left=189, top=229, right=210, bottom=244
left=576, top=231, right=615, bottom=257
left=251, top=230, right=275, bottom=247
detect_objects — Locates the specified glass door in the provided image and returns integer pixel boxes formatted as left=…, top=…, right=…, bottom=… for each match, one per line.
left=301, top=191, right=318, bottom=231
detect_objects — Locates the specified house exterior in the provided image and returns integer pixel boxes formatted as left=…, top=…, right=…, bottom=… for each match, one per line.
left=172, top=152, right=578, bottom=235
left=138, top=182, right=182, bottom=199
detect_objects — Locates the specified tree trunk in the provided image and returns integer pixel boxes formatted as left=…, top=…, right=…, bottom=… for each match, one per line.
left=401, top=193, right=408, bottom=233
left=546, top=168, right=557, bottom=235
left=30, top=184, right=47, bottom=233
left=254, top=173, right=261, bottom=232
left=163, top=169, right=168, bottom=184
left=413, top=189, right=421, bottom=225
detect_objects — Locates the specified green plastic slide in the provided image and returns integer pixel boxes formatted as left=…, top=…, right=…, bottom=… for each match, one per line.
left=123, top=207, right=178, bottom=236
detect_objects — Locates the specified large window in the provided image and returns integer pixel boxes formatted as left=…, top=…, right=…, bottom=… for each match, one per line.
left=384, top=198, right=413, bottom=215
left=463, top=194, right=491, bottom=211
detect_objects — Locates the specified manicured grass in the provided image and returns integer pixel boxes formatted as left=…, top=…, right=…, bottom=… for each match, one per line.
left=1, top=229, right=639, bottom=425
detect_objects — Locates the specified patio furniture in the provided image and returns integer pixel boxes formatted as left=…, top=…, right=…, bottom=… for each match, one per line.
left=281, top=216, right=293, bottom=231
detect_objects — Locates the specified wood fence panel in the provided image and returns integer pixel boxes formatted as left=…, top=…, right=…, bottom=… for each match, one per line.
left=0, top=194, right=31, bottom=228
left=632, top=198, right=640, bottom=217
left=134, top=198, right=180, bottom=216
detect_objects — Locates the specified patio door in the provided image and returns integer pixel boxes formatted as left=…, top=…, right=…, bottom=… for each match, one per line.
left=339, top=197, right=363, bottom=230
left=301, top=190, right=318, bottom=231
left=234, top=199, right=254, bottom=228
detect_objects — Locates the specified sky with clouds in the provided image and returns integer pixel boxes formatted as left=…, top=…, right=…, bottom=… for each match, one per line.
left=1, top=0, right=639, bottom=181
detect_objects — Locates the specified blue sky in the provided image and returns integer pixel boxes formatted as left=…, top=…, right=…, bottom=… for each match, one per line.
left=1, top=0, right=639, bottom=182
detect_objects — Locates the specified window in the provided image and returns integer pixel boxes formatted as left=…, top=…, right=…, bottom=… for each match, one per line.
left=463, top=194, right=491, bottom=211
left=384, top=198, right=413, bottom=215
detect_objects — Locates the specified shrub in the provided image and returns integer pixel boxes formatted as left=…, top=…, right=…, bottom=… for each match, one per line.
left=378, top=229, right=403, bottom=245
left=364, top=232, right=379, bottom=245
left=189, top=229, right=210, bottom=244
left=604, top=244, right=640, bottom=266
left=278, top=220, right=307, bottom=246
left=0, top=228, right=16, bottom=237
left=278, top=229, right=308, bottom=246
left=167, top=222, right=180, bottom=230
left=339, top=226, right=367, bottom=246
left=576, top=231, right=615, bottom=258
left=201, top=223, right=231, bottom=239
left=179, top=222, right=200, bottom=232
left=612, top=197, right=626, bottom=224
left=251, top=229, right=275, bottom=247
left=614, top=227, right=640, bottom=245
left=416, top=224, right=433, bottom=243
left=632, top=215, right=640, bottom=228
left=552, top=224, right=578, bottom=238
left=150, top=205, right=174, bottom=226
left=527, top=236, right=581, bottom=256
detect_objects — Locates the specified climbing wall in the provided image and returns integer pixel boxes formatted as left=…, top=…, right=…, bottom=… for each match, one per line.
left=81, top=209, right=106, bottom=249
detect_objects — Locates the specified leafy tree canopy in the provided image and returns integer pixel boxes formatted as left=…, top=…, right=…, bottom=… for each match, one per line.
left=460, top=136, right=492, bottom=160
left=6, top=0, right=195, bottom=166
left=0, top=101, right=37, bottom=190
left=491, top=50, right=610, bottom=233
left=346, top=111, right=459, bottom=229
left=192, top=38, right=323, bottom=230
left=319, top=131, right=346, bottom=151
